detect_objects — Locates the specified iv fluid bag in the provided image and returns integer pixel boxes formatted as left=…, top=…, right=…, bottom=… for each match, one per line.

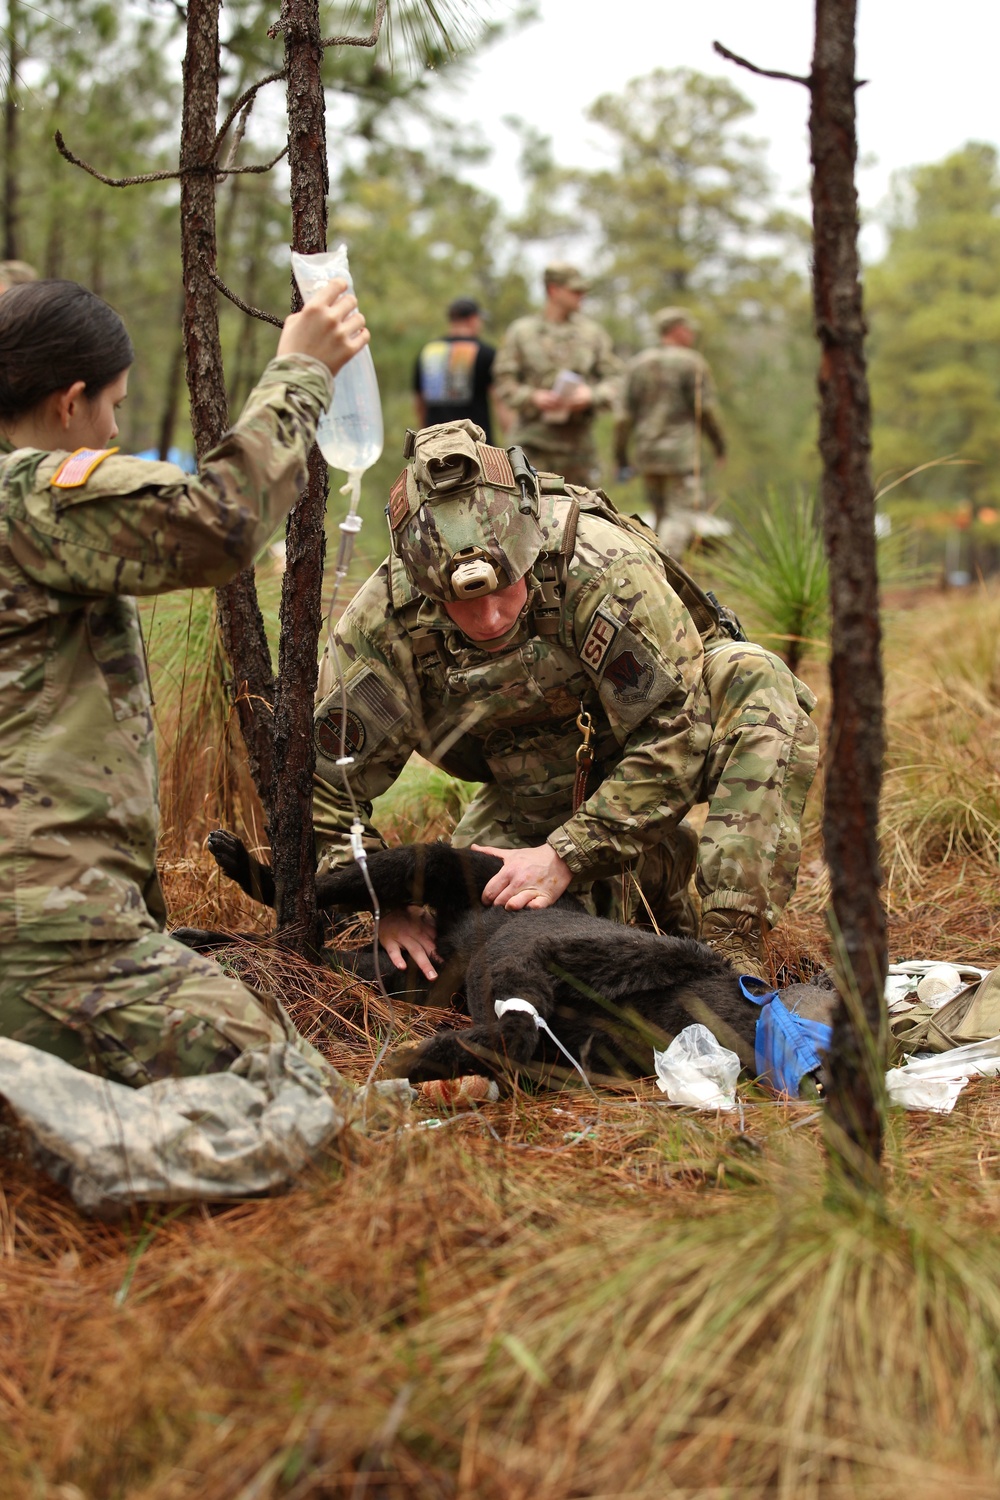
left=290, top=246, right=384, bottom=476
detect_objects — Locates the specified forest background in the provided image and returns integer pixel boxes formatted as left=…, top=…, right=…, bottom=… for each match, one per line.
left=6, top=0, right=1000, bottom=585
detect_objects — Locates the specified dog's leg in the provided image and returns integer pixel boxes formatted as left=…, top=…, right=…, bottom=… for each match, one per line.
left=207, top=830, right=276, bottom=907
left=385, top=1010, right=539, bottom=1083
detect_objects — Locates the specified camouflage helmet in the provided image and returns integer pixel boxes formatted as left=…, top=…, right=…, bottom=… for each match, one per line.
left=387, top=420, right=544, bottom=603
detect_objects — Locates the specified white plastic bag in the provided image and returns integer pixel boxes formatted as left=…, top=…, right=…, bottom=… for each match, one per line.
left=290, top=245, right=384, bottom=479
left=654, top=1024, right=740, bottom=1111
left=886, top=1034, right=1000, bottom=1114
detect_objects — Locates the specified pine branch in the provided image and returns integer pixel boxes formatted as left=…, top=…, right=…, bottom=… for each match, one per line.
left=712, top=40, right=810, bottom=87
left=207, top=270, right=284, bottom=327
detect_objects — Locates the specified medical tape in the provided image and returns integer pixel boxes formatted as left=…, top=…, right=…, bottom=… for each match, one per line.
left=494, top=997, right=595, bottom=1092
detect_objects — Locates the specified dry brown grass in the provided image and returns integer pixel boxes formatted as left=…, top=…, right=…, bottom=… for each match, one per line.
left=5, top=588, right=1000, bottom=1497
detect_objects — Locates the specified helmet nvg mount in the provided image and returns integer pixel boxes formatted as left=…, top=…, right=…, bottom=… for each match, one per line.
left=387, top=419, right=544, bottom=603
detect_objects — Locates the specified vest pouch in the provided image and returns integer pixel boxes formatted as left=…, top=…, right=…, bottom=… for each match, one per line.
left=481, top=720, right=587, bottom=838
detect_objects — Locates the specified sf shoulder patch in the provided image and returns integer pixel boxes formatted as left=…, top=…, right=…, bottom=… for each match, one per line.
left=50, top=447, right=119, bottom=489
left=580, top=606, right=620, bottom=675
left=388, top=468, right=410, bottom=531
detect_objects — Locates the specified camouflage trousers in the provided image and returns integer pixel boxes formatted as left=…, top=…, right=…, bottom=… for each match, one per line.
left=695, top=641, right=818, bottom=925
left=0, top=931, right=326, bottom=1087
left=642, top=471, right=702, bottom=556
left=452, top=640, right=818, bottom=932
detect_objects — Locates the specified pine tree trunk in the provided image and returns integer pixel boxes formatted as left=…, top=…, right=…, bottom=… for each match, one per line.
left=180, top=0, right=277, bottom=826
left=809, top=0, right=887, bottom=1190
left=270, top=0, right=329, bottom=955
left=3, top=0, right=19, bottom=260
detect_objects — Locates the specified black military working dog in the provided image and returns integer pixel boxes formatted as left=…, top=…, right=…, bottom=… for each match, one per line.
left=196, top=831, right=759, bottom=1086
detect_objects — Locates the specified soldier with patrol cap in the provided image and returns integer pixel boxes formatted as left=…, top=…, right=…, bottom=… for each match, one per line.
left=492, top=262, right=622, bottom=487
left=615, top=307, right=726, bottom=556
left=312, top=420, right=819, bottom=983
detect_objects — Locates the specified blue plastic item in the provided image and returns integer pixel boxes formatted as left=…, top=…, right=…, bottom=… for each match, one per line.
left=739, top=977, right=833, bottom=1097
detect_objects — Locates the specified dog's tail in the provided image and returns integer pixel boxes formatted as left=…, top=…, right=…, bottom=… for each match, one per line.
left=315, top=843, right=502, bottom=916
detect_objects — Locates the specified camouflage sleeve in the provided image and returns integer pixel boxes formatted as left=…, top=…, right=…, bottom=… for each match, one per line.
left=312, top=571, right=425, bottom=872
left=5, top=354, right=333, bottom=596
left=492, top=323, right=538, bottom=418
left=589, top=328, right=624, bottom=412
left=546, top=548, right=712, bottom=877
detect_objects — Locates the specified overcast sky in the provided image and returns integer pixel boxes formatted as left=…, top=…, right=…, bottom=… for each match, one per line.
left=446, top=0, right=1000, bottom=262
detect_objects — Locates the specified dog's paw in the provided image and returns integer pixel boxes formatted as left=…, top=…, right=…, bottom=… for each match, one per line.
left=170, top=926, right=232, bottom=952
left=208, top=829, right=250, bottom=881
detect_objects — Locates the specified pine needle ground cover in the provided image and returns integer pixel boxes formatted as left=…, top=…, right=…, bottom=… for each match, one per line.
left=4, top=588, right=1000, bottom=1499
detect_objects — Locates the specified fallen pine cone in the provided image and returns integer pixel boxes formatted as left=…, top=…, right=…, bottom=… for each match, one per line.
left=418, top=1076, right=500, bottom=1108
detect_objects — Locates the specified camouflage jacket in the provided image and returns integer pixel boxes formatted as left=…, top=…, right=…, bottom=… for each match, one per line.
left=0, top=354, right=333, bottom=944
left=492, top=313, right=622, bottom=462
left=312, top=490, right=726, bottom=881
left=614, top=344, right=725, bottom=474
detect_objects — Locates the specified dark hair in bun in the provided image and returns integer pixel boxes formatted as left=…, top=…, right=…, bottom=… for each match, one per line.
left=0, top=280, right=134, bottom=421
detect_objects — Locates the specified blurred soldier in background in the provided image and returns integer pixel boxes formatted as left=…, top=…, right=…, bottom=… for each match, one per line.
left=413, top=296, right=497, bottom=443
left=615, top=307, right=726, bottom=556
left=0, top=260, right=38, bottom=295
left=493, top=262, right=621, bottom=487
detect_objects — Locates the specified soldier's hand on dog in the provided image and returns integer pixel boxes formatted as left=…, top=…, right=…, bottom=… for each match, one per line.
left=379, top=905, right=440, bottom=979
left=473, top=843, right=572, bottom=911
left=277, top=278, right=369, bottom=376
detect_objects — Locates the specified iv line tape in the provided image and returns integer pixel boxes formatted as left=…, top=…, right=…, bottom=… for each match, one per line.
left=494, top=998, right=596, bottom=1092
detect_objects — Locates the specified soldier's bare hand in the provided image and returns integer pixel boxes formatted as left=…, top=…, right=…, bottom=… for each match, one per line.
left=532, top=388, right=562, bottom=412
left=473, top=843, right=572, bottom=911
left=378, top=906, right=439, bottom=980
left=277, top=278, right=370, bottom=376
left=564, top=382, right=593, bottom=411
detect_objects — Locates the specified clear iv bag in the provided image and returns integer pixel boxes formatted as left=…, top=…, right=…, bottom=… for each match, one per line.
left=290, top=246, right=384, bottom=478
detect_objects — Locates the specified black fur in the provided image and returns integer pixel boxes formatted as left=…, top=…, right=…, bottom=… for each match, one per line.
left=193, top=831, right=759, bottom=1087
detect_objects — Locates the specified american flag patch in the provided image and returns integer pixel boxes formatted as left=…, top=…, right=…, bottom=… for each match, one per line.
left=351, top=667, right=406, bottom=733
left=51, top=447, right=119, bottom=489
left=388, top=468, right=410, bottom=530
left=478, top=444, right=515, bottom=489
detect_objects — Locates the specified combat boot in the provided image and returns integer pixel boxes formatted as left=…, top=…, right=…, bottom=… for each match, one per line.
left=701, top=910, right=771, bottom=983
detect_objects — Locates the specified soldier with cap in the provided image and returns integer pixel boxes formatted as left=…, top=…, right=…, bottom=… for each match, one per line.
left=0, top=260, right=38, bottom=295
left=492, top=263, right=622, bottom=487
left=0, top=276, right=367, bottom=1085
left=413, top=296, right=497, bottom=443
left=311, top=420, right=818, bottom=983
left=615, top=307, right=726, bottom=555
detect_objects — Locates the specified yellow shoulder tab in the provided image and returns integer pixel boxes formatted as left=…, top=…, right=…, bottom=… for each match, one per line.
left=50, top=447, right=119, bottom=489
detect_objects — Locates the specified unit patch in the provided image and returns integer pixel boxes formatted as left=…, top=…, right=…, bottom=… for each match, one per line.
left=316, top=707, right=366, bottom=761
left=477, top=444, right=515, bottom=490
left=580, top=607, right=620, bottom=675
left=51, top=447, right=119, bottom=489
left=388, top=469, right=410, bottom=530
left=605, top=649, right=654, bottom=705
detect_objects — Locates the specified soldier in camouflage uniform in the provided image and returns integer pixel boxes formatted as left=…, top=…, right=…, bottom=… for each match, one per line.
left=492, top=263, right=622, bottom=488
left=311, top=420, right=818, bottom=982
left=615, top=307, right=726, bottom=556
left=0, top=277, right=368, bottom=1084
